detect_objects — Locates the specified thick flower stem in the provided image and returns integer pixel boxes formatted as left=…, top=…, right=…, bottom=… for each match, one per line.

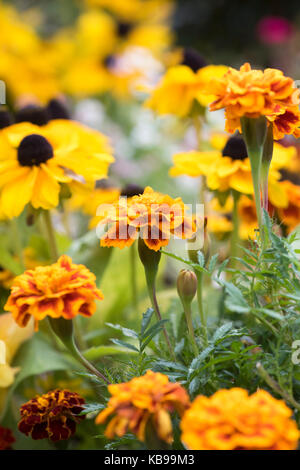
left=130, top=243, right=138, bottom=315
left=260, top=123, right=274, bottom=214
left=183, top=304, right=199, bottom=356
left=241, top=116, right=267, bottom=240
left=48, top=317, right=110, bottom=384
left=138, top=238, right=175, bottom=361
left=43, top=210, right=59, bottom=262
left=231, top=190, right=240, bottom=266
left=196, top=271, right=208, bottom=347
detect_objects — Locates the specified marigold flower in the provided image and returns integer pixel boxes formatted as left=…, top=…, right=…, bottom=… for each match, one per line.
left=4, top=255, right=103, bottom=330
left=208, top=63, right=300, bottom=138
left=96, top=370, right=190, bottom=443
left=277, top=180, right=300, bottom=233
left=0, top=120, right=114, bottom=218
left=181, top=388, right=300, bottom=450
left=18, top=389, right=85, bottom=442
left=99, top=186, right=195, bottom=251
left=0, top=426, right=15, bottom=450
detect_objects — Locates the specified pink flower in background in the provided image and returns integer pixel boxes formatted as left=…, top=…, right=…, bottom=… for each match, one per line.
left=257, top=16, right=293, bottom=44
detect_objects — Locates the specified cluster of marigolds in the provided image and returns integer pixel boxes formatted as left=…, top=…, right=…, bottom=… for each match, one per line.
left=0, top=0, right=300, bottom=452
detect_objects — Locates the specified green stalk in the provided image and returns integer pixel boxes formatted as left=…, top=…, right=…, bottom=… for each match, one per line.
left=196, top=271, right=208, bottom=347
left=43, top=210, right=59, bottom=262
left=48, top=317, right=110, bottom=384
left=260, top=123, right=274, bottom=213
left=241, top=116, right=267, bottom=238
left=183, top=303, right=199, bottom=356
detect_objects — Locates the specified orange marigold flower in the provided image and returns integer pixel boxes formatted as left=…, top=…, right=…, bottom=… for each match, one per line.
left=0, top=426, right=15, bottom=450
left=181, top=388, right=300, bottom=450
left=209, top=63, right=300, bottom=138
left=4, top=255, right=103, bottom=330
left=95, top=370, right=190, bottom=443
left=100, top=186, right=195, bottom=251
left=18, top=389, right=85, bottom=442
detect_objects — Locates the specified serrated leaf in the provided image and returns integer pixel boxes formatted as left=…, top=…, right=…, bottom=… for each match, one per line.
left=141, top=308, right=154, bottom=336
left=106, top=322, right=139, bottom=339
left=197, top=251, right=205, bottom=267
left=208, top=253, right=218, bottom=272
left=80, top=403, right=105, bottom=415
left=212, top=322, right=233, bottom=343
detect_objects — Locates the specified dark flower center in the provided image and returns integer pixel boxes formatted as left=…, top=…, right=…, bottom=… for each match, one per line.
left=117, top=21, right=134, bottom=38
left=121, top=183, right=144, bottom=198
left=17, top=134, right=54, bottom=167
left=280, top=169, right=300, bottom=186
left=0, top=109, right=13, bottom=129
left=222, top=135, right=248, bottom=160
left=15, top=105, right=49, bottom=126
left=47, top=99, right=70, bottom=120
left=181, top=48, right=207, bottom=72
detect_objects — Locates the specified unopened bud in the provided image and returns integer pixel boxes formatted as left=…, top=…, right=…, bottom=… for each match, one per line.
left=177, top=269, right=197, bottom=306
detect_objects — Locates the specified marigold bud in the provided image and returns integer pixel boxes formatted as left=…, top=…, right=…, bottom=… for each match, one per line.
left=177, top=269, right=197, bottom=306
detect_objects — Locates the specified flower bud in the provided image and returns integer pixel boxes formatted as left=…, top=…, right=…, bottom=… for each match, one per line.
left=177, top=269, right=197, bottom=306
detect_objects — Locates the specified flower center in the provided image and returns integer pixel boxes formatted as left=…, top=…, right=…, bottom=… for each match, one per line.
left=181, top=48, right=207, bottom=72
left=117, top=21, right=133, bottom=38
left=222, top=135, right=248, bottom=160
left=17, top=134, right=54, bottom=167
left=280, top=169, right=300, bottom=186
left=0, top=109, right=13, bottom=129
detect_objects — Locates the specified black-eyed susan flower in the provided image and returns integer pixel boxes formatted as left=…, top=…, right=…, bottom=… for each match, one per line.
left=95, top=370, right=190, bottom=444
left=181, top=388, right=300, bottom=450
left=0, top=426, right=15, bottom=450
left=4, top=255, right=103, bottom=330
left=145, top=64, right=228, bottom=118
left=0, top=120, right=114, bottom=218
left=208, top=62, right=300, bottom=138
left=18, top=389, right=85, bottom=442
left=100, top=186, right=195, bottom=251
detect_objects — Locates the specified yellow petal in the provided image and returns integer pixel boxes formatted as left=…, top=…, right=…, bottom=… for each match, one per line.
left=1, top=166, right=37, bottom=218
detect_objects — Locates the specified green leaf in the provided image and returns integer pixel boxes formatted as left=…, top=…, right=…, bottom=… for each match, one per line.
left=83, top=345, right=134, bottom=360
left=208, top=253, right=218, bottom=272
left=110, top=339, right=139, bottom=352
left=106, top=322, right=139, bottom=339
left=80, top=403, right=105, bottom=415
left=141, top=308, right=154, bottom=336
left=212, top=322, right=233, bottom=344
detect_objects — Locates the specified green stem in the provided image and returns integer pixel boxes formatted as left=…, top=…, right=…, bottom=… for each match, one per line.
left=146, top=279, right=176, bottom=361
left=257, top=362, right=300, bottom=411
left=183, top=304, right=199, bottom=356
left=196, top=271, right=208, bottom=346
left=130, top=243, right=138, bottom=315
left=10, top=218, right=25, bottom=271
left=43, top=211, right=59, bottom=262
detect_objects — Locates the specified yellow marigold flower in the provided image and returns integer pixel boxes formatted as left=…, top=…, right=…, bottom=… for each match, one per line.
left=0, top=312, right=33, bottom=390
left=4, top=255, right=103, bottom=330
left=208, top=62, right=300, bottom=138
left=100, top=186, right=195, bottom=251
left=145, top=64, right=227, bottom=118
left=18, top=389, right=85, bottom=442
left=207, top=215, right=233, bottom=239
left=181, top=388, right=300, bottom=450
left=0, top=121, right=114, bottom=218
left=96, top=370, right=190, bottom=443
left=0, top=426, right=15, bottom=450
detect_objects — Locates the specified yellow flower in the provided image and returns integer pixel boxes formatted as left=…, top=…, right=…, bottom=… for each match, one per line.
left=170, top=135, right=291, bottom=202
left=96, top=370, right=190, bottom=443
left=277, top=180, right=300, bottom=233
left=0, top=313, right=33, bottom=389
left=4, top=255, right=103, bottom=330
left=0, top=120, right=114, bottom=218
left=100, top=186, right=195, bottom=251
left=208, top=62, right=300, bottom=138
left=207, top=215, right=233, bottom=240
left=181, top=388, right=300, bottom=450
left=145, top=64, right=228, bottom=118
